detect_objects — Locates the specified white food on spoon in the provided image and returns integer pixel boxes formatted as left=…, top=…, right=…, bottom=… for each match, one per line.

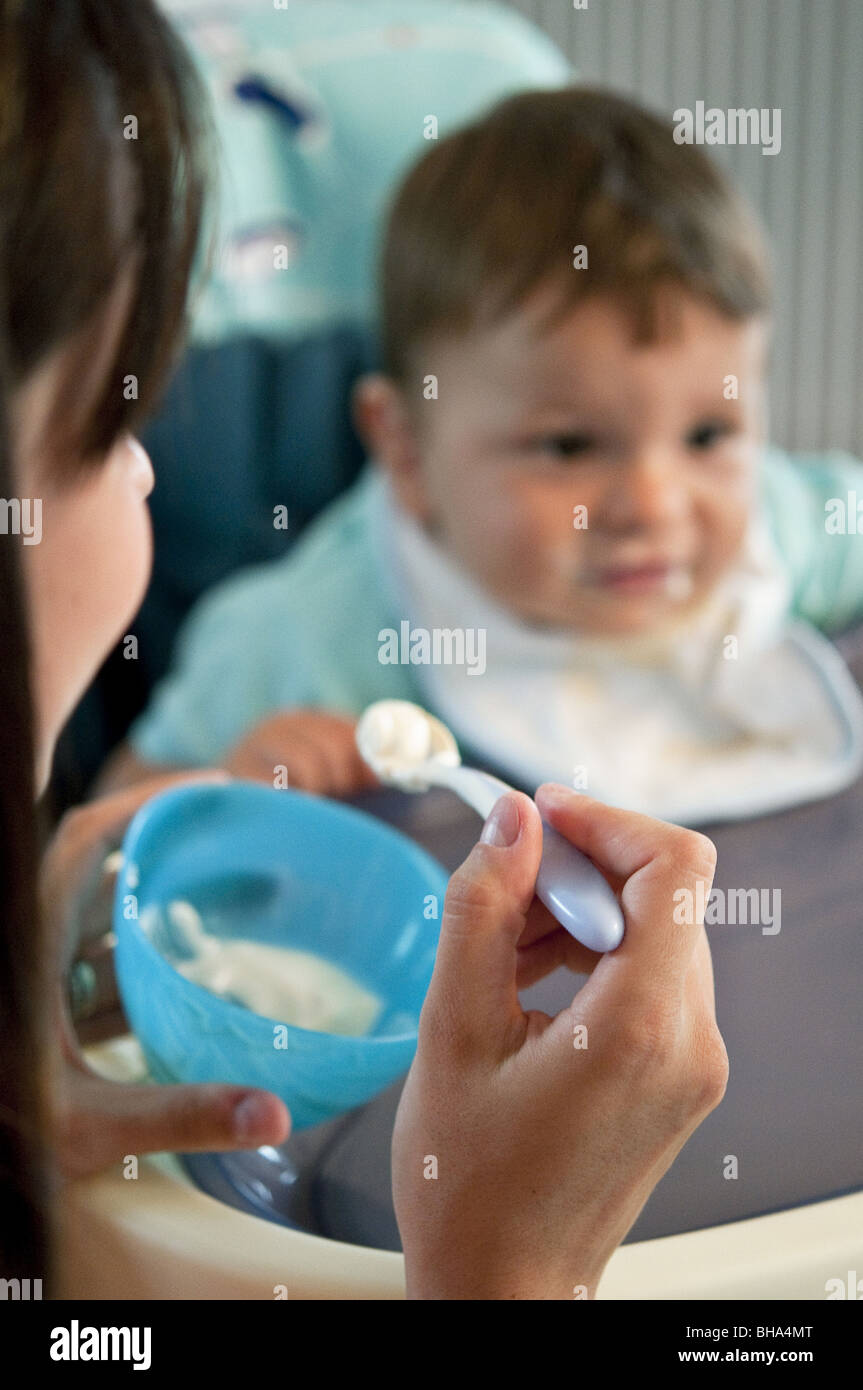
left=355, top=699, right=627, bottom=954
left=356, top=699, right=459, bottom=788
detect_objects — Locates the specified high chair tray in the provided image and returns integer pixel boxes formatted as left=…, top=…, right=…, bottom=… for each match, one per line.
left=180, top=749, right=863, bottom=1251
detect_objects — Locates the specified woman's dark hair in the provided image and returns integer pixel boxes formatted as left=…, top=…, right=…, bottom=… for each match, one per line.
left=0, top=0, right=209, bottom=1285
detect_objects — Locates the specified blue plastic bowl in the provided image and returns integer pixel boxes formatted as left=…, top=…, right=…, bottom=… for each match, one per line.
left=113, top=782, right=448, bottom=1131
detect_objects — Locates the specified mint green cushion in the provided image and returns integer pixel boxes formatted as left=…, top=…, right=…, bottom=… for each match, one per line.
left=175, top=1, right=570, bottom=342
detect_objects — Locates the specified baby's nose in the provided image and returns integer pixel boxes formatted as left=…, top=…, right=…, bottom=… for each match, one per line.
left=604, top=451, right=689, bottom=530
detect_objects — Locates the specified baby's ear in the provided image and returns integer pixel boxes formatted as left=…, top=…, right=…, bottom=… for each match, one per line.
left=351, top=373, right=407, bottom=453
left=351, top=372, right=387, bottom=447
left=351, top=373, right=429, bottom=519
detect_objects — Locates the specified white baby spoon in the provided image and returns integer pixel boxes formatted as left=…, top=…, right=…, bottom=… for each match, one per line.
left=356, top=699, right=624, bottom=953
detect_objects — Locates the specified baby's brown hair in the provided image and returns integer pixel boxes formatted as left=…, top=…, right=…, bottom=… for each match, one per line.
left=380, top=86, right=771, bottom=386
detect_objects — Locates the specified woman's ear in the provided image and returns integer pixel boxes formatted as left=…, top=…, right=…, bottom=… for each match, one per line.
left=351, top=373, right=431, bottom=521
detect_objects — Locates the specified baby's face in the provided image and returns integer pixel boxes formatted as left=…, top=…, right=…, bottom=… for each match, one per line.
left=403, top=287, right=768, bottom=637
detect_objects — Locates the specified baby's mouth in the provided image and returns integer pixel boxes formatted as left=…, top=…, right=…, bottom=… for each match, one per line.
left=592, top=560, right=695, bottom=600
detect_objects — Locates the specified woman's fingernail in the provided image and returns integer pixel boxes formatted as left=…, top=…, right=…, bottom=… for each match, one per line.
left=233, top=1093, right=273, bottom=1141
left=481, top=793, right=521, bottom=847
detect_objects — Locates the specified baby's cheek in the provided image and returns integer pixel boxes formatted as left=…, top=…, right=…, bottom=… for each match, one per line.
left=495, top=524, right=566, bottom=604
left=699, top=507, right=750, bottom=588
left=519, top=507, right=589, bottom=592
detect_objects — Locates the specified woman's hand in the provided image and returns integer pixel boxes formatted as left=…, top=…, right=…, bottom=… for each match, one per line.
left=392, top=784, right=728, bottom=1300
left=42, top=773, right=290, bottom=1179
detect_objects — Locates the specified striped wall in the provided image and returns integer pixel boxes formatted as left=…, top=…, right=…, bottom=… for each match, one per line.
left=492, top=0, right=863, bottom=456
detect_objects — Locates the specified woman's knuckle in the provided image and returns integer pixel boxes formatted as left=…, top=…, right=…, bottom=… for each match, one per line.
left=659, top=1024, right=729, bottom=1121
left=692, top=1027, right=730, bottom=1110
left=443, top=864, right=499, bottom=927
left=680, top=830, right=718, bottom=879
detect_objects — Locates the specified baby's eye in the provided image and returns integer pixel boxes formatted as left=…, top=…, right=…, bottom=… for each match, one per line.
left=536, top=433, right=595, bottom=460
left=687, top=421, right=732, bottom=450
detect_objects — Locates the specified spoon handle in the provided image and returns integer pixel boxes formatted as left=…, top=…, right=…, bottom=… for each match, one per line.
left=535, top=821, right=624, bottom=954
left=424, top=764, right=510, bottom=819
left=426, top=765, right=624, bottom=954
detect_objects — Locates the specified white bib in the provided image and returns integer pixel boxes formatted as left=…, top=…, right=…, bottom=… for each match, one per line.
left=368, top=470, right=863, bottom=825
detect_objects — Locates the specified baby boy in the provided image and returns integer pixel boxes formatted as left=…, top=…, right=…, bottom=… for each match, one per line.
left=103, top=87, right=863, bottom=824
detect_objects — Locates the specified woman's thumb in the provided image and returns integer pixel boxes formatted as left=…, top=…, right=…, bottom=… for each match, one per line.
left=424, top=792, right=544, bottom=1041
